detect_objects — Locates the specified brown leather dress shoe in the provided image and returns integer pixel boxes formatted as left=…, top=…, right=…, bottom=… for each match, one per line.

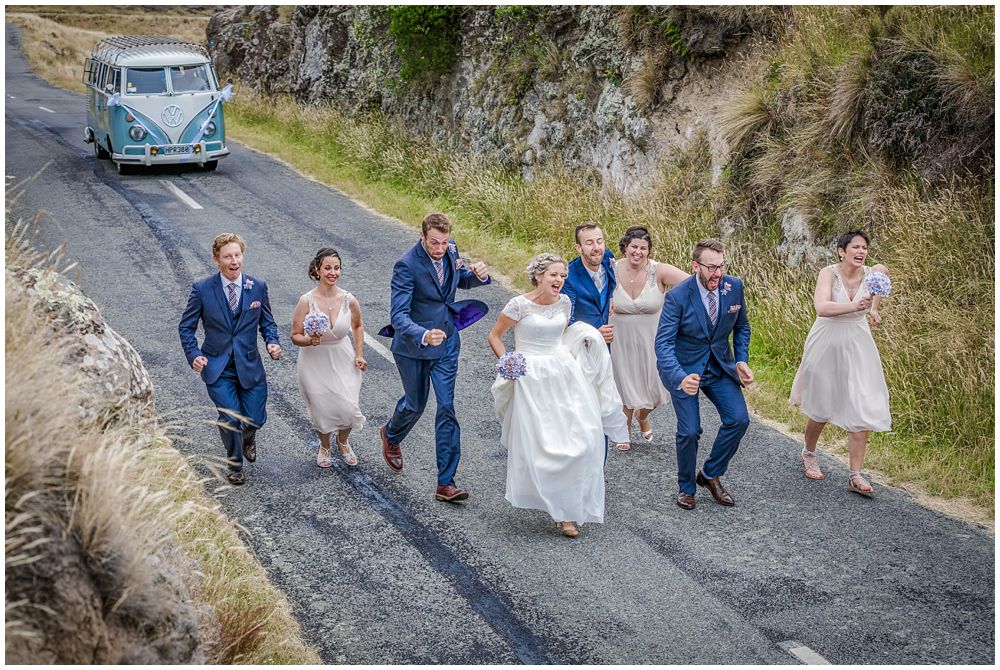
left=676, top=492, right=696, bottom=509
left=435, top=485, right=469, bottom=502
left=243, top=440, right=257, bottom=463
left=696, top=471, right=735, bottom=506
left=227, top=470, right=246, bottom=486
left=381, top=424, right=403, bottom=472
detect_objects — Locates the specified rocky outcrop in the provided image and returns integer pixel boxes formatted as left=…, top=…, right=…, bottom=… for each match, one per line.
left=6, top=266, right=154, bottom=425
left=207, top=5, right=783, bottom=196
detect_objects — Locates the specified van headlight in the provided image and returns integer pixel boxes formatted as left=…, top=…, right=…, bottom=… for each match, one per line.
left=203, top=121, right=217, bottom=137
left=129, top=125, right=147, bottom=141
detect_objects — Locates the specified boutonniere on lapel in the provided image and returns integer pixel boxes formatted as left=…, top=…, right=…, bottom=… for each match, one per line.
left=447, top=241, right=457, bottom=255
left=721, top=281, right=732, bottom=296
left=243, top=278, right=254, bottom=290
left=249, top=300, right=262, bottom=309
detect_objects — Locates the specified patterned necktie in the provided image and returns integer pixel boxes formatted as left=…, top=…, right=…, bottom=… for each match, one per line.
left=593, top=268, right=604, bottom=293
left=226, top=282, right=239, bottom=315
left=434, top=259, right=445, bottom=286
left=707, top=290, right=718, bottom=327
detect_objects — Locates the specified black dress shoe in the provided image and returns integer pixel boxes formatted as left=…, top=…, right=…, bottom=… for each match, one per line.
left=696, top=471, right=735, bottom=506
left=676, top=492, right=696, bottom=509
left=227, top=470, right=246, bottom=486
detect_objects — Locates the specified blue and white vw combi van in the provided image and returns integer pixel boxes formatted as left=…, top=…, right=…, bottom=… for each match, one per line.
left=84, top=35, right=230, bottom=174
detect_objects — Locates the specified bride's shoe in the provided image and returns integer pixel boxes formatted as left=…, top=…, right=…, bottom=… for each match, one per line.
left=638, top=418, right=654, bottom=442
left=337, top=440, right=359, bottom=467
left=557, top=521, right=579, bottom=538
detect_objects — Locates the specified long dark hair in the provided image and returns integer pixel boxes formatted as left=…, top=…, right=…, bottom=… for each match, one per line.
left=308, top=247, right=342, bottom=280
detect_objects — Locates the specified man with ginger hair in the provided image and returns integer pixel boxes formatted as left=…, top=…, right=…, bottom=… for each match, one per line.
left=179, top=233, right=282, bottom=485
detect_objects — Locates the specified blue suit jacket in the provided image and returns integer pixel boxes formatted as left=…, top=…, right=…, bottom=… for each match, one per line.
left=562, top=250, right=616, bottom=329
left=389, top=240, right=490, bottom=360
left=178, top=273, right=280, bottom=387
left=655, top=274, right=751, bottom=397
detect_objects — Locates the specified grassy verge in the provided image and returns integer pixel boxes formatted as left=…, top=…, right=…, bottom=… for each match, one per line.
left=9, top=8, right=993, bottom=525
left=5, top=213, right=321, bottom=663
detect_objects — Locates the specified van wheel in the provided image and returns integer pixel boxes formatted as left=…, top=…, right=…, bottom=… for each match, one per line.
left=203, top=160, right=218, bottom=172
left=94, top=138, right=110, bottom=160
left=116, top=161, right=133, bottom=176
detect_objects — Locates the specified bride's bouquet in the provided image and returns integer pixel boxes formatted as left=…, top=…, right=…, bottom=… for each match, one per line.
left=864, top=271, right=892, bottom=297
left=497, top=351, right=527, bottom=381
left=303, top=312, right=330, bottom=337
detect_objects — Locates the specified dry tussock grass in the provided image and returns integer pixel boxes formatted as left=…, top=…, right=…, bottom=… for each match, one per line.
left=7, top=10, right=210, bottom=94
left=5, top=218, right=320, bottom=663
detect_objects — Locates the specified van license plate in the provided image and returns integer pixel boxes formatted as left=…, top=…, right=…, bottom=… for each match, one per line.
left=162, top=145, right=193, bottom=155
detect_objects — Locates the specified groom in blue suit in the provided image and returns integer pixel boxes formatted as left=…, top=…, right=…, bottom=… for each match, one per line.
left=562, top=221, right=617, bottom=344
left=179, top=233, right=282, bottom=485
left=655, top=238, right=754, bottom=510
left=381, top=213, right=491, bottom=502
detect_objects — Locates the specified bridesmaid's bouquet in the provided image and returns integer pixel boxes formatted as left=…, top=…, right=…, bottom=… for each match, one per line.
left=497, top=351, right=527, bottom=381
left=303, top=312, right=330, bottom=336
left=864, top=271, right=892, bottom=297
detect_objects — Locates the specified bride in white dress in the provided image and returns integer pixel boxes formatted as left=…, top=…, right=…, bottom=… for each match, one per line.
left=488, top=253, right=627, bottom=538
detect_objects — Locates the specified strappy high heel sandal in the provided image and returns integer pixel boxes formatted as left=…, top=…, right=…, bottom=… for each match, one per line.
left=800, top=448, right=825, bottom=480
left=337, top=440, right=359, bottom=467
left=638, top=418, right=654, bottom=442
left=316, top=444, right=334, bottom=468
left=848, top=471, right=874, bottom=496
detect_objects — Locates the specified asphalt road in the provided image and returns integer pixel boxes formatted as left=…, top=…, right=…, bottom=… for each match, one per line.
left=5, top=24, right=994, bottom=664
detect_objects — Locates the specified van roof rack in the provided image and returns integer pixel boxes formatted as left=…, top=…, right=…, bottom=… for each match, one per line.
left=91, top=35, right=210, bottom=62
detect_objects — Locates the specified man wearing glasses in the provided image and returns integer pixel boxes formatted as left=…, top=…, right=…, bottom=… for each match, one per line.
left=654, top=238, right=754, bottom=510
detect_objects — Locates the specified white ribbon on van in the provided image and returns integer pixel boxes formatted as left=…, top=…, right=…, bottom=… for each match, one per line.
left=106, top=92, right=157, bottom=141
left=189, top=83, right=234, bottom=146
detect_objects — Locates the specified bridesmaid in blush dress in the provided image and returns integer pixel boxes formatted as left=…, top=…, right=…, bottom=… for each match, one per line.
left=789, top=230, right=891, bottom=495
left=291, top=247, right=367, bottom=467
left=610, top=226, right=688, bottom=448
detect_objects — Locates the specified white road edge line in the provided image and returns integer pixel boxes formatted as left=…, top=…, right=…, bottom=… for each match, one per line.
left=159, top=180, right=204, bottom=210
left=38, top=105, right=55, bottom=113
left=779, top=641, right=830, bottom=665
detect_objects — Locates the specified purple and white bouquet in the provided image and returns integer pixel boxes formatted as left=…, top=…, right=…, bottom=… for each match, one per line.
left=303, top=312, right=330, bottom=337
left=864, top=271, right=892, bottom=297
left=497, top=351, right=527, bottom=381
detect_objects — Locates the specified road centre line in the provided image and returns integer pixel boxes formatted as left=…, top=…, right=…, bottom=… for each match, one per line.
left=364, top=333, right=394, bottom=363
left=37, top=105, right=55, bottom=113
left=779, top=641, right=830, bottom=664
left=159, top=180, right=204, bottom=210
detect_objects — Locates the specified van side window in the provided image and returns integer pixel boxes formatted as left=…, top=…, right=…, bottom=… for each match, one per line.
left=125, top=67, right=167, bottom=95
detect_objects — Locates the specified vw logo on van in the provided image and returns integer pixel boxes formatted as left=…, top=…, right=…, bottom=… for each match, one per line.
left=161, top=105, right=184, bottom=127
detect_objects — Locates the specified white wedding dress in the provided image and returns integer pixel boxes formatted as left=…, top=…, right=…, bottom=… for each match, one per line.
left=491, top=294, right=611, bottom=524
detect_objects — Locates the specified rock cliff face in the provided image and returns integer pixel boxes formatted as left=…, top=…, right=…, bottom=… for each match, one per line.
left=207, top=5, right=783, bottom=195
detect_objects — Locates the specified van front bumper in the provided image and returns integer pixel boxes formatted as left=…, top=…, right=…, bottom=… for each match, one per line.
left=114, top=141, right=230, bottom=167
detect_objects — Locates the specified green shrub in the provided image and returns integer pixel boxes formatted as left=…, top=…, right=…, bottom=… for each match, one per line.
left=386, top=5, right=463, bottom=85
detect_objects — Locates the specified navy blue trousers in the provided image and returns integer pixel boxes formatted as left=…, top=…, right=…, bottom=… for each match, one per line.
left=205, top=360, right=267, bottom=472
left=669, top=366, right=750, bottom=495
left=387, top=352, right=461, bottom=487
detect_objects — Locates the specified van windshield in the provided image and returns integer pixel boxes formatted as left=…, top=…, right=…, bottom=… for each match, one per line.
left=169, top=64, right=212, bottom=93
left=125, top=68, right=167, bottom=95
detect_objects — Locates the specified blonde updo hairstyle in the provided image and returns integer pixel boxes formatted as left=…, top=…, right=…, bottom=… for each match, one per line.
left=526, top=252, right=566, bottom=286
